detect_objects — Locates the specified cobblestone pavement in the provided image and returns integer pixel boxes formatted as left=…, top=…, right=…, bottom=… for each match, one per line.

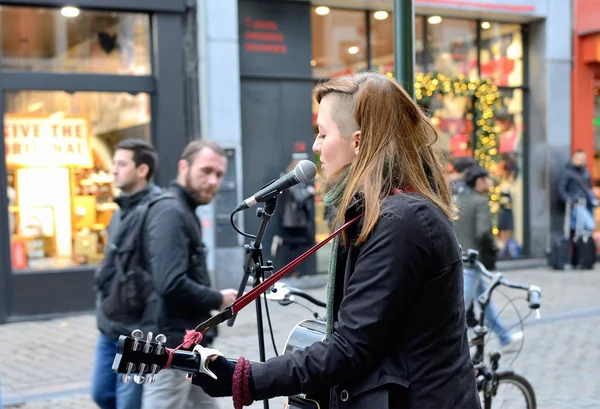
left=1, top=266, right=599, bottom=409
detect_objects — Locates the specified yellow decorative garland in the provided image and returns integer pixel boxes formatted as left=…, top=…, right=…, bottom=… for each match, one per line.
left=413, top=72, right=503, bottom=235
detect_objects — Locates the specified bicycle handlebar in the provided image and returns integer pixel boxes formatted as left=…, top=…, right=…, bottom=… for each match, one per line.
left=265, top=282, right=327, bottom=308
left=462, top=249, right=542, bottom=311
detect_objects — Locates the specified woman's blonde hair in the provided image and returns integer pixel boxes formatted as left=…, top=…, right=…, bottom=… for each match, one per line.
left=313, top=72, right=455, bottom=246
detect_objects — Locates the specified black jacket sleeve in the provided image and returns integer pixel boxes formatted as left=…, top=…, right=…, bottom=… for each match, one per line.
left=558, top=171, right=570, bottom=203
left=250, top=202, right=430, bottom=399
left=146, top=204, right=223, bottom=312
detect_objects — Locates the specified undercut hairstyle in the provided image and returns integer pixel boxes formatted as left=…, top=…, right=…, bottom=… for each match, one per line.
left=328, top=93, right=360, bottom=138
left=180, top=139, right=226, bottom=164
left=114, top=138, right=158, bottom=181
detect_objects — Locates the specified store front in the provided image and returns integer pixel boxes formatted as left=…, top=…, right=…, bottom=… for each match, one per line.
left=0, top=0, right=192, bottom=322
left=235, top=0, right=573, bottom=267
left=309, top=5, right=529, bottom=260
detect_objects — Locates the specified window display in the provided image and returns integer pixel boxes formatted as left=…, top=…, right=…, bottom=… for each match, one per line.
left=491, top=89, right=524, bottom=258
left=369, top=13, right=424, bottom=75
left=311, top=7, right=367, bottom=78
left=480, top=22, right=523, bottom=87
left=426, top=18, right=477, bottom=78
left=308, top=9, right=526, bottom=255
left=5, top=90, right=151, bottom=271
left=0, top=6, right=150, bottom=75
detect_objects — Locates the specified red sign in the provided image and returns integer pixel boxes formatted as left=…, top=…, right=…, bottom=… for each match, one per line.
left=243, top=17, right=287, bottom=54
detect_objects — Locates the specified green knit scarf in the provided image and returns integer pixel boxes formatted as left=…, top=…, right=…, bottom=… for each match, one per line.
left=322, top=167, right=351, bottom=338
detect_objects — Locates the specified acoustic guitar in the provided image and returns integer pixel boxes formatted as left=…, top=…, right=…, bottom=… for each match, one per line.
left=111, top=319, right=329, bottom=409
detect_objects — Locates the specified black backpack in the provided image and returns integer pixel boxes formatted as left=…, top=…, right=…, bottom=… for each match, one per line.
left=101, top=193, right=173, bottom=324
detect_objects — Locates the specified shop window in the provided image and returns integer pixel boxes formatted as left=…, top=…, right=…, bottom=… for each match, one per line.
left=490, top=88, right=524, bottom=259
left=0, top=6, right=150, bottom=75
left=4, top=90, right=151, bottom=271
left=311, top=7, right=367, bottom=78
left=479, top=22, right=522, bottom=87
left=369, top=12, right=424, bottom=75
left=421, top=93, right=475, bottom=162
left=426, top=17, right=477, bottom=78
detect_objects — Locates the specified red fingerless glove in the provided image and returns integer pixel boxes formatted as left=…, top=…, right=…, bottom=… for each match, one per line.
left=232, top=357, right=254, bottom=409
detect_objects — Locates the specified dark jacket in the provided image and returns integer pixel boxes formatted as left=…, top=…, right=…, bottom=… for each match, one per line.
left=251, top=193, right=480, bottom=409
left=558, top=162, right=596, bottom=207
left=95, top=183, right=163, bottom=339
left=143, top=182, right=223, bottom=349
left=454, top=189, right=498, bottom=270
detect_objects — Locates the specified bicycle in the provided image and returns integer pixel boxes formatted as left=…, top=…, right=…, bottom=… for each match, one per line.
left=463, top=249, right=542, bottom=409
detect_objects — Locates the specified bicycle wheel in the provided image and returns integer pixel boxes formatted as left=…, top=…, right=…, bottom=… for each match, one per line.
left=482, top=373, right=536, bottom=409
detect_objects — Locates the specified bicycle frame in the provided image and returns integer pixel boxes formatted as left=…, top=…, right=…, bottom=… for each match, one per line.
left=463, top=249, right=541, bottom=409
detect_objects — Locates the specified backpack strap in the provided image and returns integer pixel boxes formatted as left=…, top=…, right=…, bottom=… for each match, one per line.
left=115, top=192, right=175, bottom=267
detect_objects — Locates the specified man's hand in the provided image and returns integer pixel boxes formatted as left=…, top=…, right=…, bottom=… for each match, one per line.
left=219, top=289, right=238, bottom=310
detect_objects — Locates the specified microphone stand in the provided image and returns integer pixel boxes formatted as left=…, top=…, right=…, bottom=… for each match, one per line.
left=227, top=197, right=277, bottom=409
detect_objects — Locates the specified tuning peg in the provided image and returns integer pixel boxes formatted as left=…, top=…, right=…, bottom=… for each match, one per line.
left=143, top=332, right=154, bottom=354
left=146, top=363, right=160, bottom=384
left=155, top=334, right=167, bottom=355
left=134, top=363, right=147, bottom=384
left=122, top=362, right=136, bottom=383
left=131, top=329, right=143, bottom=351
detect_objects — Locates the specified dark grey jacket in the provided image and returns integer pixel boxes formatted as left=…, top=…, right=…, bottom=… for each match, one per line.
left=558, top=162, right=596, bottom=207
left=251, top=193, right=480, bottom=409
left=95, top=183, right=163, bottom=339
left=142, top=182, right=223, bottom=349
left=454, top=189, right=498, bottom=270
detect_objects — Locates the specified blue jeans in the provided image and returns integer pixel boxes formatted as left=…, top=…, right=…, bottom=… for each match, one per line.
left=570, top=204, right=595, bottom=232
left=463, top=267, right=513, bottom=345
left=91, top=333, right=143, bottom=409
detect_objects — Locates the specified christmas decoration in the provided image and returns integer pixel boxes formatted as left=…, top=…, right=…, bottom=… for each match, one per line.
left=413, top=72, right=503, bottom=234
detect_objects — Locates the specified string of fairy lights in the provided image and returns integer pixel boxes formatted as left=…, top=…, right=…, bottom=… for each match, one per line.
left=413, top=72, right=504, bottom=234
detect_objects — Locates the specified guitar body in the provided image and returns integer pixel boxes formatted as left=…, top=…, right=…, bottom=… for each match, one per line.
left=282, top=319, right=329, bottom=409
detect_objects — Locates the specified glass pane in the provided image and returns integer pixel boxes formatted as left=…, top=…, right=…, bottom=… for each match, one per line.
left=370, top=13, right=424, bottom=75
left=0, top=6, right=151, bottom=75
left=421, top=93, right=474, bottom=162
left=488, top=88, right=524, bottom=257
left=311, top=7, right=367, bottom=78
left=426, top=17, right=477, bottom=78
left=5, top=90, right=151, bottom=271
left=480, top=22, right=523, bottom=87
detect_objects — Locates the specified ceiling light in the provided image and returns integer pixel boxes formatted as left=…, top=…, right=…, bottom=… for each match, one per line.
left=61, top=6, right=80, bottom=18
left=481, top=21, right=491, bottom=29
left=348, top=46, right=359, bottom=55
left=315, top=6, right=330, bottom=16
left=428, top=16, right=442, bottom=25
left=373, top=11, right=389, bottom=20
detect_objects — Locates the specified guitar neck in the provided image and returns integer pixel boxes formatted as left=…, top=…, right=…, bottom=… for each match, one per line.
left=165, top=349, right=203, bottom=373
left=166, top=350, right=240, bottom=374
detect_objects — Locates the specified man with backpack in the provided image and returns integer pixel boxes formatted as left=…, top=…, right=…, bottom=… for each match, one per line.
left=92, top=139, right=161, bottom=409
left=140, top=139, right=238, bottom=409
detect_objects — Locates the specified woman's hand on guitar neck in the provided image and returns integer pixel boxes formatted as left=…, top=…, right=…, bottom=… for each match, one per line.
left=188, top=355, right=256, bottom=409
left=187, top=355, right=235, bottom=397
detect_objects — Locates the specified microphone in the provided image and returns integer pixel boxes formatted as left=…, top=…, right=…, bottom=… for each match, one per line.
left=235, top=159, right=317, bottom=211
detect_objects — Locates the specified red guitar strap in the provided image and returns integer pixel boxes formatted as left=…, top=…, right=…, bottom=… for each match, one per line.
left=163, top=187, right=415, bottom=366
left=189, top=188, right=414, bottom=334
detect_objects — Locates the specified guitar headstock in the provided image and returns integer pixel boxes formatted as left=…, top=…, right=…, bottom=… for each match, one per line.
left=112, top=329, right=169, bottom=385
